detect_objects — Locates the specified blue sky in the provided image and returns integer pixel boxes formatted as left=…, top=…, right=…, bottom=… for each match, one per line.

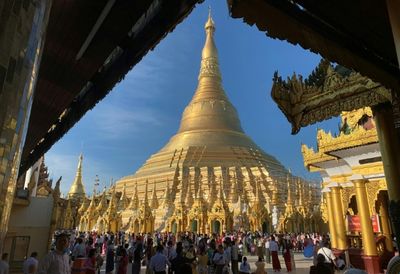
left=45, top=1, right=339, bottom=195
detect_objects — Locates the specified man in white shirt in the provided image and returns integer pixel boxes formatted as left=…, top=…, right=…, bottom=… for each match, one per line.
left=317, top=241, right=336, bottom=271
left=38, top=232, right=71, bottom=274
left=0, top=253, right=9, bottom=274
left=23, top=252, right=38, bottom=274
left=317, top=246, right=336, bottom=263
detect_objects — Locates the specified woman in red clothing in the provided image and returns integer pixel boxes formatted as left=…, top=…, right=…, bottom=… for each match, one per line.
left=85, top=249, right=96, bottom=274
left=269, top=236, right=281, bottom=272
left=118, top=248, right=129, bottom=274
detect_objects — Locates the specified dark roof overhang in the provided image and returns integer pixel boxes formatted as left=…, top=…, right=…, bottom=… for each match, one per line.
left=227, top=0, right=400, bottom=92
left=20, top=0, right=201, bottom=175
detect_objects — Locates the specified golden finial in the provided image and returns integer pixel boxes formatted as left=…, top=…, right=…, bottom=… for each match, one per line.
left=205, top=6, right=215, bottom=31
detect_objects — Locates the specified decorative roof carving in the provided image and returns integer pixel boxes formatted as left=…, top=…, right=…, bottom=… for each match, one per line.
left=272, top=60, right=391, bottom=134
left=302, top=108, right=379, bottom=169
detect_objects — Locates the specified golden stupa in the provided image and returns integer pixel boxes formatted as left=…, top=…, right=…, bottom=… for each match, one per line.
left=112, top=11, right=291, bottom=234
left=67, top=154, right=86, bottom=201
left=62, top=11, right=322, bottom=235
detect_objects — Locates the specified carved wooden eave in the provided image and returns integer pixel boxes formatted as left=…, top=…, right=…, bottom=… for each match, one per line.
left=271, top=61, right=391, bottom=134
left=301, top=144, right=336, bottom=170
left=302, top=125, right=379, bottom=169
left=317, top=127, right=379, bottom=153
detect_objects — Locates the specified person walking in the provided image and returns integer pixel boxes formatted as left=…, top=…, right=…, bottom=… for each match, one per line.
left=145, top=238, right=156, bottom=274
left=117, top=249, right=128, bottom=274
left=231, top=239, right=239, bottom=274
left=282, top=237, right=293, bottom=272
left=303, top=235, right=314, bottom=258
left=265, top=238, right=271, bottom=264
left=0, top=253, right=9, bottom=274
left=207, top=240, right=216, bottom=274
left=149, top=245, right=170, bottom=274
left=84, top=249, right=96, bottom=274
left=197, top=248, right=208, bottom=274
left=269, top=236, right=281, bottom=272
left=38, top=232, right=71, bottom=274
left=23, top=252, right=38, bottom=274
left=256, top=237, right=264, bottom=261
left=105, top=241, right=115, bottom=274
left=132, top=243, right=143, bottom=274
left=213, top=245, right=225, bottom=274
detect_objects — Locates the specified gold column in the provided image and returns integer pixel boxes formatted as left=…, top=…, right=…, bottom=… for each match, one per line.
left=373, top=103, right=400, bottom=249
left=0, top=0, right=53, bottom=252
left=352, top=178, right=380, bottom=273
left=353, top=179, right=377, bottom=255
left=325, top=192, right=338, bottom=248
left=331, top=187, right=347, bottom=250
left=378, top=194, right=394, bottom=252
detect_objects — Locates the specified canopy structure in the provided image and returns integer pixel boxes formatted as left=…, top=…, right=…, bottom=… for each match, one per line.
left=19, top=0, right=200, bottom=174
left=271, top=60, right=392, bottom=134
left=227, top=0, right=399, bottom=92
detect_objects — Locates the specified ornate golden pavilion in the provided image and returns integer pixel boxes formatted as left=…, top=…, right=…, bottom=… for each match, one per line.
left=301, top=108, right=394, bottom=272
left=272, top=61, right=397, bottom=272
left=73, top=12, right=322, bottom=235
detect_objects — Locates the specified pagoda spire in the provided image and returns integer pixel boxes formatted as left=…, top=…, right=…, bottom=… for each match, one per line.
left=287, top=174, right=293, bottom=205
left=162, top=179, right=171, bottom=208
left=119, top=183, right=129, bottom=210
left=128, top=183, right=139, bottom=210
left=96, top=189, right=107, bottom=213
left=87, top=192, right=96, bottom=213
left=143, top=180, right=149, bottom=207
left=78, top=196, right=89, bottom=215
left=67, top=154, right=86, bottom=200
left=107, top=185, right=117, bottom=213
left=298, top=178, right=303, bottom=206
left=160, top=9, right=248, bottom=152
left=151, top=181, right=159, bottom=209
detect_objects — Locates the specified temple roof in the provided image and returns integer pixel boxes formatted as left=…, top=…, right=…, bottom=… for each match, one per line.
left=301, top=108, right=379, bottom=170
left=227, top=0, right=399, bottom=92
left=20, top=0, right=200, bottom=175
left=271, top=60, right=391, bottom=134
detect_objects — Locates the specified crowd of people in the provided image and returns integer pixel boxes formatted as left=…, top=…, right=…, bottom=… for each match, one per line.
left=0, top=230, right=356, bottom=274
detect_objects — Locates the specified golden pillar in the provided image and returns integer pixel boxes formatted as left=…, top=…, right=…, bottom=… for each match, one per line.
left=325, top=192, right=338, bottom=248
left=352, top=178, right=380, bottom=273
left=331, top=187, right=347, bottom=250
left=373, top=103, right=400, bottom=249
left=378, top=194, right=394, bottom=252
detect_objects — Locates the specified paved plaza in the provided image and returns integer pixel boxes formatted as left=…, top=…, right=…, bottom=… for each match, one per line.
left=99, top=252, right=315, bottom=274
